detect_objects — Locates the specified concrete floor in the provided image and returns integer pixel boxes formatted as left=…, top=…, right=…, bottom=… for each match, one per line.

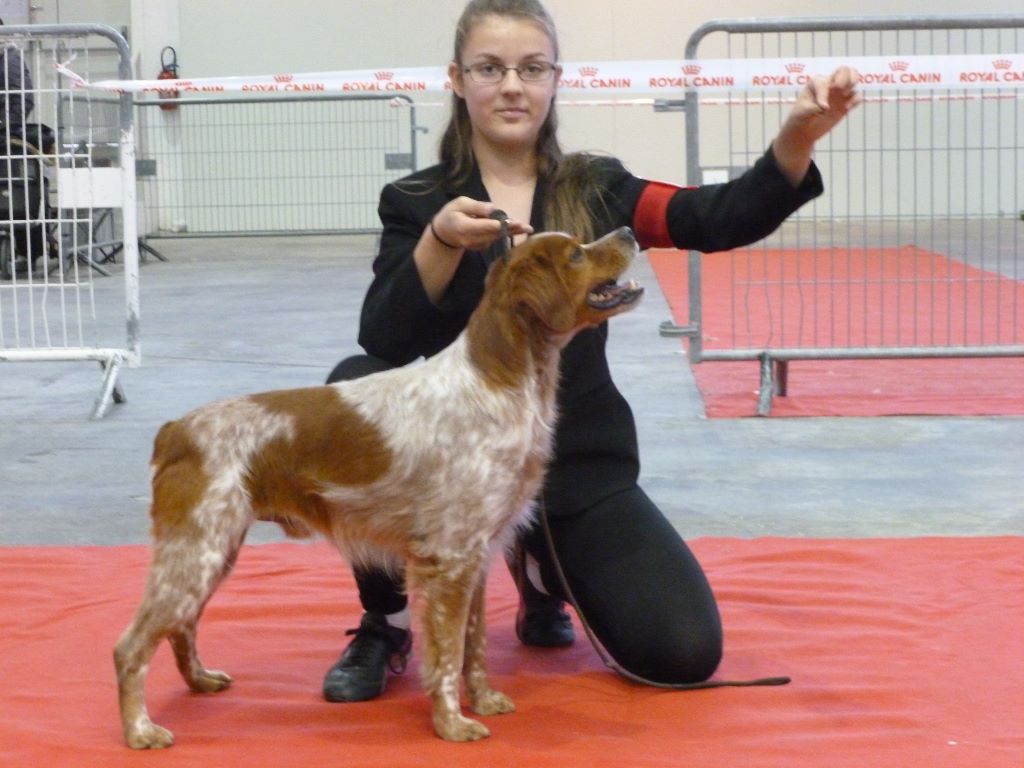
left=1, top=234, right=1021, bottom=546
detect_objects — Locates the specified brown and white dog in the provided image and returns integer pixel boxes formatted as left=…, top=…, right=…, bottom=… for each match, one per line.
left=114, top=228, right=643, bottom=748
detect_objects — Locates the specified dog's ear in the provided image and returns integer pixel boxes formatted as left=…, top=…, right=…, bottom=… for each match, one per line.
left=512, top=238, right=577, bottom=334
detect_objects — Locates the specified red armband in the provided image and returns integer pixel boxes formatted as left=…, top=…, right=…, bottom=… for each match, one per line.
left=633, top=181, right=687, bottom=248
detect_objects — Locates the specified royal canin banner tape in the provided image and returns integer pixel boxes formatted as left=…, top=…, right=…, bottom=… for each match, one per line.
left=58, top=54, right=1024, bottom=97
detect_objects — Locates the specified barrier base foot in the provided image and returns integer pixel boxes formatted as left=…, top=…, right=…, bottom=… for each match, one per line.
left=91, top=357, right=126, bottom=419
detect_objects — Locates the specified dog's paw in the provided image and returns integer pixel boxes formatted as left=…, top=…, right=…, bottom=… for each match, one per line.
left=433, top=712, right=491, bottom=742
left=470, top=688, right=515, bottom=716
left=186, top=668, right=233, bottom=693
left=125, top=719, right=175, bottom=750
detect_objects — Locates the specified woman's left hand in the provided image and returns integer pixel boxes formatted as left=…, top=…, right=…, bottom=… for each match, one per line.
left=787, top=65, right=862, bottom=143
left=772, top=65, right=862, bottom=186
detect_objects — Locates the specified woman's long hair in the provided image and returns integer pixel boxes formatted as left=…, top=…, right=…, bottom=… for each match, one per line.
left=439, top=0, right=601, bottom=242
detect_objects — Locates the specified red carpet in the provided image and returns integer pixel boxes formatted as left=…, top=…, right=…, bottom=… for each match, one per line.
left=648, top=247, right=1024, bottom=417
left=1, top=538, right=1022, bottom=767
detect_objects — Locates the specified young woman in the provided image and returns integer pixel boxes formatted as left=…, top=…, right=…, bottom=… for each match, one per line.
left=323, top=0, right=860, bottom=702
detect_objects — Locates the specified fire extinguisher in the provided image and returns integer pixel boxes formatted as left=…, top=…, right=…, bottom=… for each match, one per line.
left=157, top=46, right=179, bottom=111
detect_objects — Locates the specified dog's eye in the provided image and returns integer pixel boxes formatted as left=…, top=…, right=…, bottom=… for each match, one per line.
left=569, top=247, right=584, bottom=263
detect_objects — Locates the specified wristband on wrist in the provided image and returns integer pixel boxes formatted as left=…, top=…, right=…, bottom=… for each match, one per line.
left=429, top=218, right=458, bottom=250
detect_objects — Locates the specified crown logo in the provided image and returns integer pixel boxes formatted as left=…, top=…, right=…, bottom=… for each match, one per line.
left=579, top=66, right=598, bottom=77
left=273, top=74, right=293, bottom=83
left=785, top=62, right=805, bottom=73
left=888, top=60, right=909, bottom=72
left=682, top=64, right=701, bottom=75
left=374, top=71, right=394, bottom=81
left=993, top=59, right=1012, bottom=70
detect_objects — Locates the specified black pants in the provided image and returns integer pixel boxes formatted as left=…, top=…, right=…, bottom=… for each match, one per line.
left=13, top=223, right=45, bottom=262
left=326, top=355, right=723, bottom=684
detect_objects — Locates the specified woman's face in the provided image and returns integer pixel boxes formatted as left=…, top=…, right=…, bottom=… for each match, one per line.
left=450, top=14, right=560, bottom=158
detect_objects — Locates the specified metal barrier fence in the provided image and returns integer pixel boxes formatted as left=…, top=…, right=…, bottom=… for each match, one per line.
left=0, top=23, right=139, bottom=418
left=663, top=15, right=1024, bottom=414
left=136, top=94, right=420, bottom=237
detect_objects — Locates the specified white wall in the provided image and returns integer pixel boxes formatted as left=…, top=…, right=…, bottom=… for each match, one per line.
left=160, top=0, right=1021, bottom=182
left=38, top=1, right=1024, bottom=213
left=33, top=0, right=126, bottom=26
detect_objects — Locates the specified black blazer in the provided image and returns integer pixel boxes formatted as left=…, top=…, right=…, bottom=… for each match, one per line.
left=358, top=149, right=823, bottom=516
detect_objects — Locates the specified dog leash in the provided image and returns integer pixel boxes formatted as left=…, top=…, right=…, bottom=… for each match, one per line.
left=493, top=212, right=788, bottom=689
left=489, top=209, right=514, bottom=257
left=537, top=504, right=791, bottom=690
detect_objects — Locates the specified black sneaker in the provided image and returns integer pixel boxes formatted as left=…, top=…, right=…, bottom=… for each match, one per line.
left=506, top=540, right=575, bottom=648
left=322, top=613, right=412, bottom=702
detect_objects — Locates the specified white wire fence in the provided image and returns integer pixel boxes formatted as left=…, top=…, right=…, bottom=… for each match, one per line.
left=135, top=93, right=420, bottom=237
left=0, top=23, right=139, bottom=418
left=663, top=15, right=1024, bottom=414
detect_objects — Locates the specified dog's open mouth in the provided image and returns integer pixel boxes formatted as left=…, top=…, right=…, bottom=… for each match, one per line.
left=587, top=279, right=644, bottom=310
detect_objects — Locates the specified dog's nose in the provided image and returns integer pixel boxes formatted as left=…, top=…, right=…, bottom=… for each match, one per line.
left=614, top=227, right=636, bottom=247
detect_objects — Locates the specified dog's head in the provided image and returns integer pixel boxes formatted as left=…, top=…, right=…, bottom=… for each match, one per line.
left=468, top=227, right=643, bottom=387
left=495, top=227, right=644, bottom=341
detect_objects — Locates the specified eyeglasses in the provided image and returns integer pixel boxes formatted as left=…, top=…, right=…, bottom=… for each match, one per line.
left=462, top=61, right=557, bottom=84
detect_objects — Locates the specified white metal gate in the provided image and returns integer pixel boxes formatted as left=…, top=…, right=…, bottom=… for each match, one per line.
left=662, top=15, right=1024, bottom=414
left=0, top=23, right=139, bottom=418
left=136, top=93, right=420, bottom=237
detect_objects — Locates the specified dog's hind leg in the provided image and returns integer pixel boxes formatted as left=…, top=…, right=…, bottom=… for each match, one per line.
left=115, top=493, right=250, bottom=749
left=463, top=570, right=514, bottom=717
left=166, top=539, right=243, bottom=694
left=114, top=582, right=177, bottom=748
left=409, top=555, right=491, bottom=742
left=168, top=619, right=233, bottom=693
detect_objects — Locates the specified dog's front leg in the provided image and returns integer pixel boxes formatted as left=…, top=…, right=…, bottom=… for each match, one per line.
left=410, top=558, right=491, bottom=741
left=463, top=572, right=514, bottom=717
